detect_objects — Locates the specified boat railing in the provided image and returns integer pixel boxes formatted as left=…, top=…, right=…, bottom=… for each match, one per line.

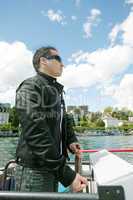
left=0, top=148, right=130, bottom=199
left=0, top=160, right=17, bottom=191
left=0, top=185, right=125, bottom=200
left=80, top=148, right=133, bottom=153
left=0, top=191, right=99, bottom=200
left=0, top=161, right=125, bottom=199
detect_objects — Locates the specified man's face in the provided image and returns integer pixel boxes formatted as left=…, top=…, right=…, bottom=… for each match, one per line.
left=41, top=49, right=64, bottom=77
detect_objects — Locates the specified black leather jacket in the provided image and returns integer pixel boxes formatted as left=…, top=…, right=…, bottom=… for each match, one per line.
left=15, top=72, right=78, bottom=187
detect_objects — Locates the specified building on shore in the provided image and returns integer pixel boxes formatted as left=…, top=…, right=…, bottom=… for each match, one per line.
left=67, top=105, right=89, bottom=125
left=0, top=103, right=10, bottom=124
left=0, top=103, right=11, bottom=112
left=67, top=105, right=89, bottom=116
left=128, top=116, right=133, bottom=122
left=102, top=115, right=123, bottom=128
left=0, top=112, right=9, bottom=124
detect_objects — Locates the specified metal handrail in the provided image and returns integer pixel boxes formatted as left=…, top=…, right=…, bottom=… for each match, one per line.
left=80, top=148, right=133, bottom=153
left=0, top=192, right=99, bottom=200
left=2, top=160, right=16, bottom=190
left=67, top=161, right=90, bottom=165
left=74, top=155, right=94, bottom=194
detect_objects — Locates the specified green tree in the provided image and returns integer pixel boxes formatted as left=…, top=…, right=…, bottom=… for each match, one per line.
left=112, top=108, right=128, bottom=120
left=80, top=120, right=88, bottom=127
left=74, top=108, right=81, bottom=115
left=90, top=112, right=102, bottom=122
left=0, top=123, right=11, bottom=131
left=103, top=106, right=113, bottom=115
left=95, top=119, right=105, bottom=127
left=9, top=107, right=19, bottom=128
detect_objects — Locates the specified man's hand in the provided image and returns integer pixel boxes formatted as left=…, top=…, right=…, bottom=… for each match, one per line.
left=69, top=143, right=81, bottom=158
left=71, top=173, right=88, bottom=192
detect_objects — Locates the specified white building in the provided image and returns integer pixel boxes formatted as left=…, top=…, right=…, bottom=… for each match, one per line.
left=128, top=117, right=133, bottom=122
left=102, top=116, right=123, bottom=128
left=67, top=105, right=88, bottom=116
left=0, top=112, right=9, bottom=124
left=67, top=105, right=89, bottom=125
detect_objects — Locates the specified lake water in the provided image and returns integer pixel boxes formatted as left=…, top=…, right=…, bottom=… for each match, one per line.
left=0, top=135, right=133, bottom=168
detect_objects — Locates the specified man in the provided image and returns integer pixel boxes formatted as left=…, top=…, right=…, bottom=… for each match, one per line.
left=15, top=46, right=87, bottom=192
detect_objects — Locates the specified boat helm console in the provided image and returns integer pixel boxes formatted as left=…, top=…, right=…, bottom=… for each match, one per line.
left=98, top=185, right=125, bottom=200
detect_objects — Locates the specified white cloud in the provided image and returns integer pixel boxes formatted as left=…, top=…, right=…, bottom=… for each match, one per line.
left=106, top=7, right=133, bottom=109
left=71, top=15, right=77, bottom=21
left=103, top=74, right=133, bottom=110
left=0, top=41, right=35, bottom=105
left=0, top=87, right=16, bottom=105
left=109, top=10, right=133, bottom=46
left=101, top=84, right=116, bottom=97
left=42, top=9, right=66, bottom=25
left=122, top=11, right=133, bottom=46
left=83, top=8, right=101, bottom=38
left=63, top=7, right=133, bottom=111
left=59, top=63, right=98, bottom=89
left=125, top=0, right=133, bottom=4
left=109, top=24, right=122, bottom=46
left=60, top=45, right=133, bottom=90
left=91, top=9, right=101, bottom=17
left=87, top=45, right=133, bottom=80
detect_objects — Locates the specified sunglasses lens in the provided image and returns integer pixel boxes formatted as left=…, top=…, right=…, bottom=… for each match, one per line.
left=45, top=55, right=62, bottom=63
left=56, top=56, right=62, bottom=63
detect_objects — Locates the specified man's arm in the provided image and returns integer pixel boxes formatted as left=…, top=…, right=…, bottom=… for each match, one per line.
left=57, top=164, right=87, bottom=190
left=65, top=113, right=81, bottom=157
left=65, top=113, right=78, bottom=146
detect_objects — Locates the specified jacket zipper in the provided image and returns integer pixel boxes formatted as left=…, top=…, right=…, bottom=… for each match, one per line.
left=60, top=92, right=64, bottom=155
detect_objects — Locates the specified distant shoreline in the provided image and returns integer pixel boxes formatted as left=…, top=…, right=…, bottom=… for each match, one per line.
left=0, top=131, right=18, bottom=137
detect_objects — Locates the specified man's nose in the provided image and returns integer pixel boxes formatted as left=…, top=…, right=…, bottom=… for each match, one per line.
left=60, top=63, right=64, bottom=68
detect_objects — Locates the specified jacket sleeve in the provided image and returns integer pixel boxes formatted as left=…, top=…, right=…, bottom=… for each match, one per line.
left=61, top=94, right=78, bottom=147
left=65, top=113, right=78, bottom=146
left=16, top=81, right=65, bottom=171
left=57, top=164, right=76, bottom=187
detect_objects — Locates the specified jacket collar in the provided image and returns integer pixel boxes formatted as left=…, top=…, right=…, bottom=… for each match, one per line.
left=37, top=71, right=64, bottom=93
left=37, top=71, right=56, bottom=82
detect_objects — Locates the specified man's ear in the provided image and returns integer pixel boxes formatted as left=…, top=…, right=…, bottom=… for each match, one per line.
left=40, top=57, right=48, bottom=65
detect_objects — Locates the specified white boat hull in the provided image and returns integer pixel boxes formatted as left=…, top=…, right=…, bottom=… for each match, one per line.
left=89, top=149, right=133, bottom=200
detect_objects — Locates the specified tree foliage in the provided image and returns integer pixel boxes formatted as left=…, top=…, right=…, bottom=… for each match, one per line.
left=9, top=107, right=19, bottom=128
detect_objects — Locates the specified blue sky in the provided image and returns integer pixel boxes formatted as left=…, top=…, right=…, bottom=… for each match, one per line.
left=0, top=0, right=133, bottom=111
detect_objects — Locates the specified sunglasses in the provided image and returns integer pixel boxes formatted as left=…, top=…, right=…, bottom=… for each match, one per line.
left=45, top=55, right=62, bottom=63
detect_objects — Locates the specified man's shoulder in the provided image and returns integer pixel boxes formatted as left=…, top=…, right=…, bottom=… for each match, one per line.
left=16, top=75, right=40, bottom=92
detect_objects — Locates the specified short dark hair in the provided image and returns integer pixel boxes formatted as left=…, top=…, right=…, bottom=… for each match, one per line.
left=32, top=46, right=57, bottom=72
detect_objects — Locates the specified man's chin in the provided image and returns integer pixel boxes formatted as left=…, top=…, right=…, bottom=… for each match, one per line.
left=54, top=72, right=62, bottom=77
